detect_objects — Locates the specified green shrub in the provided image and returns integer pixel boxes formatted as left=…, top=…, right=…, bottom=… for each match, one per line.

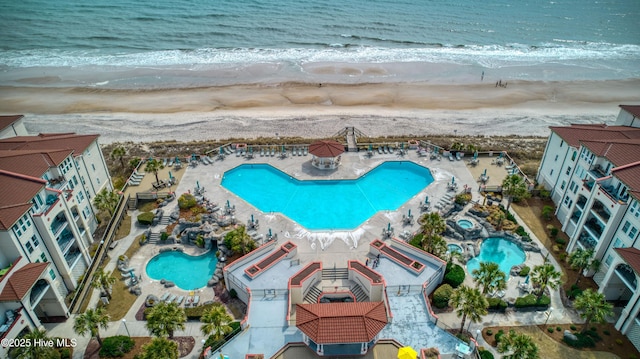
left=433, top=284, right=454, bottom=308
left=184, top=303, right=219, bottom=320
left=229, top=288, right=238, bottom=299
left=568, top=284, right=583, bottom=299
left=541, top=205, right=554, bottom=220
left=514, top=294, right=550, bottom=308
left=409, top=233, right=423, bottom=249
left=99, top=335, right=135, bottom=357
left=455, top=193, right=472, bottom=205
left=564, top=332, right=599, bottom=348
left=443, top=263, right=465, bottom=288
left=479, top=350, right=494, bottom=359
left=160, top=232, right=169, bottom=241
left=603, top=329, right=611, bottom=336
left=515, top=226, right=528, bottom=237
left=137, top=211, right=154, bottom=225
left=548, top=327, right=555, bottom=333
left=59, top=348, right=71, bottom=359
left=570, top=325, right=577, bottom=331
left=556, top=326, right=562, bottom=332
left=616, top=339, right=624, bottom=345
left=555, top=238, right=566, bottom=245
left=486, top=329, right=493, bottom=336
left=494, top=329, right=505, bottom=343
left=550, top=227, right=559, bottom=237
left=487, top=297, right=508, bottom=310
left=178, top=193, right=197, bottom=209
left=519, top=265, right=530, bottom=277
left=630, top=355, right=637, bottom=359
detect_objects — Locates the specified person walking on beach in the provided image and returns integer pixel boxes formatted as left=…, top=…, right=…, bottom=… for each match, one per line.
left=481, top=71, right=484, bottom=81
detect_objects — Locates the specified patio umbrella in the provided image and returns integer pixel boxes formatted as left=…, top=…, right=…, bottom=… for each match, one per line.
left=425, top=196, right=429, bottom=204
left=474, top=151, right=478, bottom=159
left=196, top=181, right=200, bottom=189
left=169, top=171, right=173, bottom=179
left=408, top=209, right=411, bottom=217
left=451, top=176, right=455, bottom=184
left=226, top=200, right=230, bottom=207
left=219, top=147, right=224, bottom=155
left=369, top=144, right=373, bottom=151
left=483, top=168, right=487, bottom=176
left=251, top=214, right=254, bottom=222
left=397, top=346, right=417, bottom=359
left=268, top=228, right=272, bottom=236
left=387, top=223, right=391, bottom=231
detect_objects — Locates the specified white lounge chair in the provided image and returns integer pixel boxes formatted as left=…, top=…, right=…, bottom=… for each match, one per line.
left=192, top=296, right=200, bottom=306
left=166, top=294, right=176, bottom=303
left=160, top=293, right=170, bottom=302
left=176, top=296, right=184, bottom=305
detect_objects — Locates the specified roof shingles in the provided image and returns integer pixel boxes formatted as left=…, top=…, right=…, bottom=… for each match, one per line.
left=0, top=262, right=49, bottom=301
left=296, top=302, right=388, bottom=344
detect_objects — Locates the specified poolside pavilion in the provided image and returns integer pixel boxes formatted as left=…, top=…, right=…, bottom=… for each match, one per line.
left=309, top=140, right=345, bottom=170
left=296, top=301, right=388, bottom=356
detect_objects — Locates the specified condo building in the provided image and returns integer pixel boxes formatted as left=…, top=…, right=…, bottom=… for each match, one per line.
left=537, top=105, right=640, bottom=350
left=0, top=115, right=111, bottom=356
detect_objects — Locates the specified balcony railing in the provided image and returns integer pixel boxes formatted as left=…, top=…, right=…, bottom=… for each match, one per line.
left=584, top=218, right=604, bottom=239
left=615, top=266, right=638, bottom=291
left=598, top=183, right=629, bottom=205
left=577, top=230, right=597, bottom=249
left=570, top=209, right=582, bottom=223
left=50, top=217, right=68, bottom=236
left=65, top=249, right=81, bottom=268
left=57, top=230, right=75, bottom=254
left=583, top=179, right=595, bottom=191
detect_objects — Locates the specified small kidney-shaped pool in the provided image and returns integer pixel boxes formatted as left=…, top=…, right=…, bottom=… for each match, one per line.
left=146, top=251, right=218, bottom=290
left=466, top=237, right=525, bottom=277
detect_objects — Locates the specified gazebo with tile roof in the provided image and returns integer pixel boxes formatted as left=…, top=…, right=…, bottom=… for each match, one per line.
left=295, top=301, right=388, bottom=355
left=308, top=140, right=345, bottom=170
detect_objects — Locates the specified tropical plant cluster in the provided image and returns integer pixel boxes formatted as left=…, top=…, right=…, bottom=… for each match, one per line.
left=432, top=284, right=454, bottom=308
left=99, top=335, right=135, bottom=357
left=178, top=193, right=197, bottom=210
left=443, top=263, right=465, bottom=288
left=514, top=294, right=550, bottom=308
left=137, top=211, right=154, bottom=225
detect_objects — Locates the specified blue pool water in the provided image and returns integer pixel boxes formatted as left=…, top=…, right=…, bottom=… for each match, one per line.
left=146, top=251, right=218, bottom=290
left=447, top=244, right=462, bottom=253
left=221, top=161, right=434, bottom=230
left=466, top=238, right=526, bottom=277
left=457, top=219, right=473, bottom=229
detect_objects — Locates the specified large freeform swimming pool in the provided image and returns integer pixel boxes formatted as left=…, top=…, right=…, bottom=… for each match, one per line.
left=221, top=161, right=434, bottom=230
left=146, top=251, right=218, bottom=290
left=466, top=237, right=526, bottom=277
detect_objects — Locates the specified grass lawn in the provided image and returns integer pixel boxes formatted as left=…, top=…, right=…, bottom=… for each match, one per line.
left=101, top=233, right=144, bottom=321
left=511, top=197, right=598, bottom=293
left=114, top=214, right=132, bottom=241
left=482, top=323, right=639, bottom=359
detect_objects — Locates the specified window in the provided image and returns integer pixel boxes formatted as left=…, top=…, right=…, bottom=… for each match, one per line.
left=73, top=176, right=78, bottom=186
left=569, top=182, right=576, bottom=192
left=97, top=177, right=101, bottom=184
left=605, top=254, right=613, bottom=266
left=566, top=166, right=572, bottom=175
left=560, top=140, right=564, bottom=148
left=563, top=196, right=573, bottom=207
left=550, top=169, right=554, bottom=176
left=40, top=253, right=48, bottom=262
left=91, top=163, right=96, bottom=171
left=622, top=221, right=631, bottom=234
left=630, top=227, right=638, bottom=239
left=31, top=235, right=39, bottom=248
left=49, top=269, right=56, bottom=280
left=561, top=181, right=566, bottom=190
left=571, top=151, right=577, bottom=161
left=13, top=224, right=22, bottom=238
left=25, top=241, right=34, bottom=254
left=614, top=238, right=623, bottom=248
left=77, top=191, right=85, bottom=203
left=554, top=154, right=559, bottom=161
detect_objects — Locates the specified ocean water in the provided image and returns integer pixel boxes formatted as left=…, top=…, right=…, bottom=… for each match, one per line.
left=1, top=0, right=639, bottom=88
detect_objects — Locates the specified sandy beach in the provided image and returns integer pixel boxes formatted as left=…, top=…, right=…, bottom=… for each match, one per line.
left=3, top=78, right=640, bottom=143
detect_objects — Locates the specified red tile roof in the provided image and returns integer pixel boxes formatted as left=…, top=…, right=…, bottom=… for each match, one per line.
left=620, top=105, right=640, bottom=118
left=580, top=139, right=640, bottom=167
left=0, top=171, right=45, bottom=230
left=611, top=161, right=640, bottom=201
left=0, top=262, right=49, bottom=301
left=0, top=149, right=73, bottom=178
left=0, top=116, right=24, bottom=133
left=550, top=124, right=640, bottom=148
left=308, top=140, right=345, bottom=158
left=615, top=247, right=640, bottom=275
left=0, top=133, right=99, bottom=155
left=296, top=302, right=388, bottom=344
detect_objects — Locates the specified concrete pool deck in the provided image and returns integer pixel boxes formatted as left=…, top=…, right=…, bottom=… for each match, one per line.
left=45, top=146, right=582, bottom=359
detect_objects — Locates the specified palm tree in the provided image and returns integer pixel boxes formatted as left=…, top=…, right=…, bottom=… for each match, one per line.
left=419, top=212, right=446, bottom=255
left=501, top=174, right=530, bottom=210
left=110, top=146, right=127, bottom=169
left=144, top=158, right=164, bottom=185
left=91, top=268, right=117, bottom=299
left=497, top=330, right=539, bottom=359
left=574, top=289, right=614, bottom=333
left=74, top=307, right=110, bottom=346
left=530, top=263, right=562, bottom=299
left=472, top=262, right=507, bottom=295
left=10, top=329, right=58, bottom=359
left=146, top=302, right=186, bottom=338
left=449, top=285, right=488, bottom=333
left=128, top=157, right=142, bottom=171
left=568, top=248, right=600, bottom=286
left=137, top=337, right=179, bottom=359
left=225, top=225, right=257, bottom=255
left=201, top=303, right=234, bottom=341
left=93, top=188, right=120, bottom=216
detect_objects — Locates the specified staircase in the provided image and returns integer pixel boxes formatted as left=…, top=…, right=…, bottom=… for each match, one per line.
left=322, top=268, right=349, bottom=281
left=147, top=232, right=161, bottom=244
left=332, top=127, right=367, bottom=152
left=160, top=213, right=171, bottom=226
left=127, top=196, right=137, bottom=210
left=304, top=286, right=323, bottom=303
left=350, top=284, right=369, bottom=302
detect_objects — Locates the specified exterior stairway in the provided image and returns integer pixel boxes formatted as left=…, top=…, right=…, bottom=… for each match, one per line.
left=322, top=268, right=349, bottom=281
left=350, top=284, right=369, bottom=302
left=303, top=286, right=323, bottom=304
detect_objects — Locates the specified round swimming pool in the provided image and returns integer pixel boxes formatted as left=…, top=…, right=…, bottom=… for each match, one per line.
left=466, top=237, right=525, bottom=277
left=447, top=243, right=462, bottom=253
left=457, top=219, right=473, bottom=229
left=146, top=251, right=218, bottom=290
